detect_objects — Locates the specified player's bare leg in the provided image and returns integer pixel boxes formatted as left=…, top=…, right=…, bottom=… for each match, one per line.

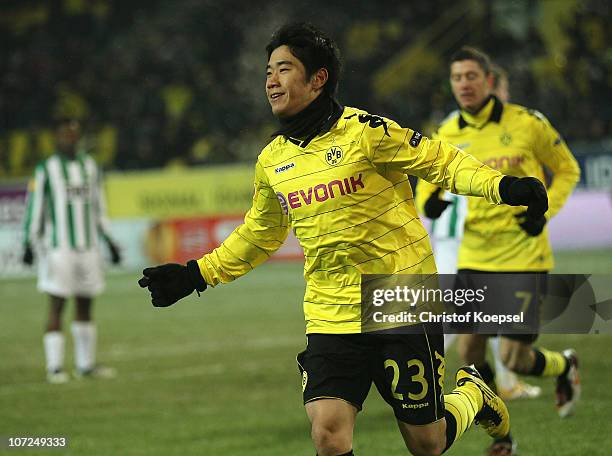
left=457, top=334, right=488, bottom=368
left=457, top=334, right=497, bottom=390
left=44, top=295, right=68, bottom=383
left=397, top=419, right=446, bottom=456
left=305, top=398, right=356, bottom=456
left=490, top=337, right=541, bottom=400
left=75, top=296, right=92, bottom=322
left=46, top=294, right=65, bottom=332
left=499, top=338, right=580, bottom=417
left=498, top=338, right=536, bottom=374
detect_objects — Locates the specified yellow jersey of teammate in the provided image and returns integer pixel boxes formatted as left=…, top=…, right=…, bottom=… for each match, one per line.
left=197, top=106, right=505, bottom=334
left=416, top=96, right=580, bottom=272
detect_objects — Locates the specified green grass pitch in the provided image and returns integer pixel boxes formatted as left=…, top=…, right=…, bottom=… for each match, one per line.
left=1, top=249, right=611, bottom=455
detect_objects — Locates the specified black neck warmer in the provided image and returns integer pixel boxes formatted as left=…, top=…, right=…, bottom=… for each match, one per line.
left=461, top=94, right=494, bottom=116
left=272, top=93, right=343, bottom=145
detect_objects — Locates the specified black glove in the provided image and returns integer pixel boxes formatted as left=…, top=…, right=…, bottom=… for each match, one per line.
left=498, top=176, right=548, bottom=219
left=138, top=260, right=207, bottom=307
left=424, top=188, right=453, bottom=219
left=22, top=243, right=34, bottom=265
left=107, top=240, right=121, bottom=265
left=515, top=211, right=547, bottom=236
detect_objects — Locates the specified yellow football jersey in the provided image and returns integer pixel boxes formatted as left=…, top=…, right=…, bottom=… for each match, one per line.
left=416, top=96, right=580, bottom=272
left=197, top=106, right=505, bottom=334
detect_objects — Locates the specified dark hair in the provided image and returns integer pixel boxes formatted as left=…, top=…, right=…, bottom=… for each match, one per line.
left=450, top=46, right=491, bottom=75
left=266, top=22, right=341, bottom=98
left=490, top=63, right=508, bottom=90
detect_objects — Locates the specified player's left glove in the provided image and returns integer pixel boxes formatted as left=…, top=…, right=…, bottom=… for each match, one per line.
left=423, top=188, right=453, bottom=219
left=498, top=176, right=548, bottom=219
left=138, top=260, right=207, bottom=307
left=106, top=239, right=121, bottom=265
left=22, top=243, right=34, bottom=266
left=515, top=211, right=547, bottom=236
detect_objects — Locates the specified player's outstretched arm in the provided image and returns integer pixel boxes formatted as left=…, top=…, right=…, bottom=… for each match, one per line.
left=362, top=119, right=540, bottom=210
left=359, top=117, right=549, bottom=226
left=138, top=260, right=207, bottom=307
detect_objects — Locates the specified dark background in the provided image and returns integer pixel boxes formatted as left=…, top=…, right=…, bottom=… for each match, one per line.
left=1, top=0, right=610, bottom=175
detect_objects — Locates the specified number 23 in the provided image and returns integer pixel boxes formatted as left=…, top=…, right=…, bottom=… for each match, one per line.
left=384, top=352, right=444, bottom=401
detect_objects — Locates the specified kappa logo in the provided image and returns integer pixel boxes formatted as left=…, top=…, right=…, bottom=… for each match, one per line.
left=275, top=162, right=295, bottom=174
left=325, top=146, right=343, bottom=166
left=402, top=401, right=430, bottom=409
left=302, top=370, right=308, bottom=392
left=345, top=113, right=390, bottom=137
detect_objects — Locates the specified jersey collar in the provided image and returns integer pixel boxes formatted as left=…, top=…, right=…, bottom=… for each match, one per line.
left=458, top=95, right=503, bottom=129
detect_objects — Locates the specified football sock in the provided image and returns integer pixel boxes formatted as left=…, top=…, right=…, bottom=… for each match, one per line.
left=490, top=338, right=518, bottom=390
left=71, top=321, right=96, bottom=372
left=43, top=331, right=65, bottom=373
left=529, top=347, right=568, bottom=377
left=443, top=380, right=482, bottom=451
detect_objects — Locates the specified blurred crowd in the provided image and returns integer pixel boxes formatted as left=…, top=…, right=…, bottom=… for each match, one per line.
left=1, top=0, right=610, bottom=177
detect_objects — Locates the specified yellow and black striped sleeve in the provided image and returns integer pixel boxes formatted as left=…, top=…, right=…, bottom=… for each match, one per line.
left=530, top=115, right=580, bottom=219
left=361, top=119, right=504, bottom=205
left=196, top=160, right=290, bottom=286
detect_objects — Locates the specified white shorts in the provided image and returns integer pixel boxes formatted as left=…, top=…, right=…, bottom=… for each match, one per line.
left=38, top=248, right=105, bottom=298
left=433, top=238, right=461, bottom=274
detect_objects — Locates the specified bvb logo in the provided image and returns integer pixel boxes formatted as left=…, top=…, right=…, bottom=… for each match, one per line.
left=500, top=132, right=512, bottom=146
left=302, top=371, right=308, bottom=392
left=325, top=146, right=344, bottom=166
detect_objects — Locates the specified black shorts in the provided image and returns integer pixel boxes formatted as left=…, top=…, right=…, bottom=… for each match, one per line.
left=296, top=324, right=445, bottom=425
left=455, top=269, right=548, bottom=343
